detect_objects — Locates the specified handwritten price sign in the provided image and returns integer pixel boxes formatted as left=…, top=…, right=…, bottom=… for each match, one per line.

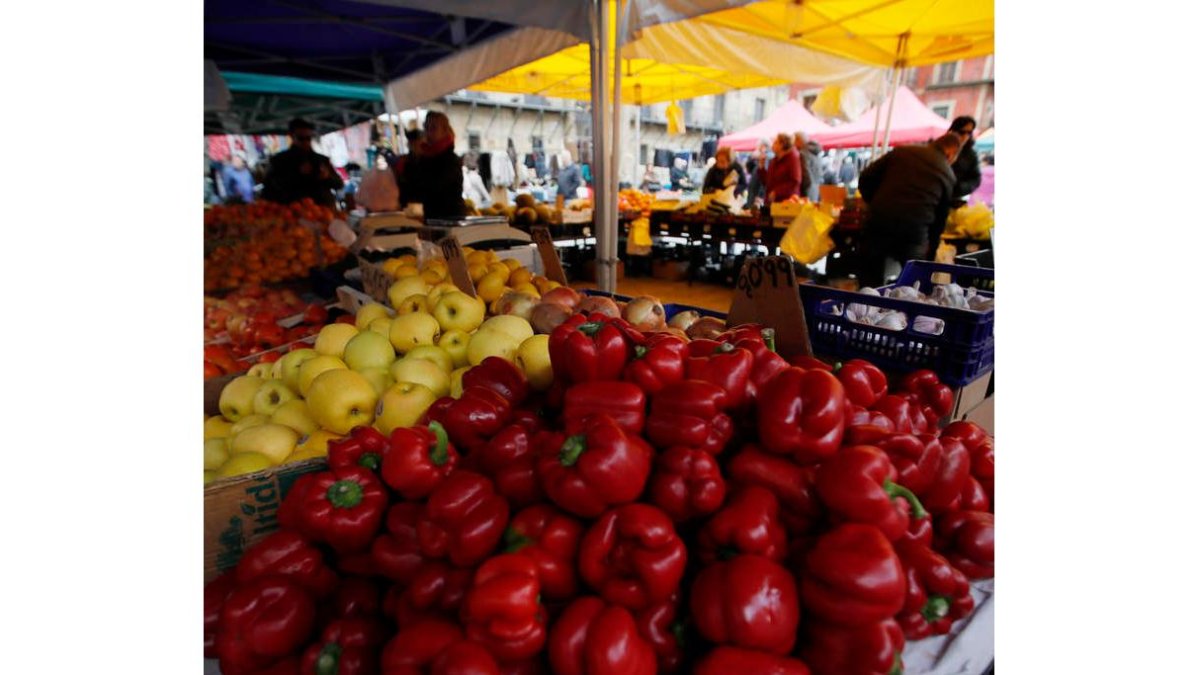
left=531, top=226, right=569, bottom=285
left=727, top=255, right=812, bottom=358
left=735, top=256, right=797, bottom=299
left=436, top=235, right=477, bottom=297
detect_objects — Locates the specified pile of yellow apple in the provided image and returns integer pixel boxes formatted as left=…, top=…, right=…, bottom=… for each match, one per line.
left=376, top=247, right=566, bottom=308
left=203, top=285, right=552, bottom=483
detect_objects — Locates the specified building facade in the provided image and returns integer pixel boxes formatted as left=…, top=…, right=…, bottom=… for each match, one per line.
left=907, top=55, right=994, bottom=130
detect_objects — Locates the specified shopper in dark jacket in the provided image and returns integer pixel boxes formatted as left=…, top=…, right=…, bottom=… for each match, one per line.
left=702, top=147, right=747, bottom=197
left=857, top=134, right=963, bottom=286
left=948, top=116, right=982, bottom=202
left=405, top=111, right=465, bottom=220
left=261, top=118, right=343, bottom=207
left=744, top=139, right=770, bottom=206
left=762, top=133, right=802, bottom=203
left=795, top=132, right=823, bottom=202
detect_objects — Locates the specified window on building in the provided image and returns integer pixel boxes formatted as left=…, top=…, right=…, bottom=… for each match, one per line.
left=640, top=144, right=649, bottom=166
left=680, top=98, right=694, bottom=122
left=713, top=94, right=726, bottom=125
left=930, top=102, right=954, bottom=119
left=532, top=136, right=544, bottom=153
left=468, top=132, right=481, bottom=152
left=754, top=98, right=766, bottom=122
left=934, top=62, right=959, bottom=85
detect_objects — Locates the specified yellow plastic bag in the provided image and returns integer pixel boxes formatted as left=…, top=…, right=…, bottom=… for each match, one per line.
left=665, top=102, right=686, bottom=136
left=627, top=216, right=653, bottom=255
left=945, top=203, right=994, bottom=239
left=780, top=203, right=835, bottom=264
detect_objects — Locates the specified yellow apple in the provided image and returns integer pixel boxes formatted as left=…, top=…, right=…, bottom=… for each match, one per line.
left=204, top=471, right=218, bottom=485
left=420, top=268, right=445, bottom=285
left=368, top=317, right=393, bottom=337
left=271, top=358, right=286, bottom=380
left=374, top=382, right=437, bottom=435
left=486, top=262, right=511, bottom=283
left=427, top=281, right=460, bottom=306
left=204, top=438, right=230, bottom=470
left=219, top=375, right=265, bottom=421
left=467, top=328, right=522, bottom=365
left=360, top=367, right=395, bottom=396
left=253, top=380, right=298, bottom=416
left=288, top=430, right=342, bottom=462
left=297, top=355, right=348, bottom=397
left=390, top=357, right=451, bottom=398
left=450, top=366, right=471, bottom=398
left=477, top=271, right=508, bottom=303
left=306, top=369, right=378, bottom=435
left=502, top=258, right=523, bottom=272
left=513, top=282, right=540, bottom=298
left=544, top=280, right=563, bottom=291
left=231, top=423, right=299, bottom=464
left=396, top=294, right=430, bottom=315
left=468, top=263, right=489, bottom=283
left=387, top=277, right=430, bottom=310
left=343, top=330, right=396, bottom=372
left=229, top=414, right=269, bottom=437
left=314, top=323, right=359, bottom=358
left=405, top=345, right=454, bottom=373
left=389, top=312, right=441, bottom=354
left=246, top=363, right=275, bottom=379
left=466, top=250, right=491, bottom=267
left=278, top=348, right=319, bottom=392
left=217, top=452, right=274, bottom=479
left=516, top=334, right=554, bottom=391
left=510, top=267, right=534, bottom=287
left=433, top=291, right=485, bottom=333
left=355, top=302, right=392, bottom=330
left=424, top=258, right=449, bottom=276
left=204, top=415, right=235, bottom=439
left=270, top=399, right=319, bottom=435
left=438, top=329, right=471, bottom=369
left=393, top=263, right=420, bottom=279
left=479, top=315, right=535, bottom=342
left=381, top=258, right=403, bottom=276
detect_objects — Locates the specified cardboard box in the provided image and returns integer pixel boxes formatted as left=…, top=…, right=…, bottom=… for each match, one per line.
left=949, top=372, right=994, bottom=420
left=770, top=202, right=805, bottom=218
left=963, top=395, right=994, bottom=435
left=204, top=458, right=327, bottom=582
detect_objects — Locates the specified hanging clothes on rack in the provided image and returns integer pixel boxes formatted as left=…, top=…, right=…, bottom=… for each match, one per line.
left=490, top=152, right=515, bottom=188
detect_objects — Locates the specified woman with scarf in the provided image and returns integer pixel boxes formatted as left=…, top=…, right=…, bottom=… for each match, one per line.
left=404, top=111, right=466, bottom=220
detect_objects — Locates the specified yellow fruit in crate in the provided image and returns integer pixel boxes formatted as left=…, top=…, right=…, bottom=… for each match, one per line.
left=396, top=294, right=430, bottom=315
left=229, top=414, right=269, bottom=437
left=306, top=369, right=378, bottom=435
left=485, top=250, right=500, bottom=263
left=278, top=348, right=319, bottom=392
left=247, top=363, right=275, bottom=379
left=438, top=329, right=471, bottom=369
left=381, top=258, right=403, bottom=276
left=543, top=280, right=563, bottom=292
left=532, top=276, right=553, bottom=294
left=393, top=264, right=421, bottom=279
left=510, top=267, right=534, bottom=287
left=253, top=380, right=298, bottom=416
left=387, top=277, right=430, bottom=310
left=204, top=415, right=235, bottom=440
left=360, top=367, right=395, bottom=396
left=344, top=330, right=396, bottom=372
left=450, top=366, right=470, bottom=398
left=424, top=259, right=449, bottom=276
left=231, top=423, right=299, bottom=464
left=467, top=250, right=491, bottom=267
left=204, top=471, right=218, bottom=485
left=467, top=328, right=522, bottom=365
left=314, top=323, right=359, bottom=358
left=479, top=315, right=535, bottom=342
left=406, top=345, right=454, bottom=373
left=288, top=430, right=341, bottom=462
left=271, top=359, right=286, bottom=380
left=369, top=317, right=393, bottom=337
left=204, top=438, right=230, bottom=471
left=433, top=292, right=486, bottom=333
left=477, top=272, right=508, bottom=303
left=513, top=282, right=540, bottom=298
left=397, top=253, right=418, bottom=266
left=390, top=357, right=451, bottom=398
left=427, top=281, right=459, bottom=306
left=271, top=399, right=319, bottom=435
left=468, top=263, right=489, bottom=283
left=355, top=302, right=392, bottom=330
left=219, top=375, right=265, bottom=421
left=486, top=262, right=511, bottom=283
left=298, top=355, right=348, bottom=396
left=375, top=382, right=437, bottom=435
left=516, top=334, right=554, bottom=391
left=502, top=258, right=523, bottom=272
left=389, top=312, right=441, bottom=354
left=421, top=268, right=445, bottom=285
left=217, top=452, right=274, bottom=479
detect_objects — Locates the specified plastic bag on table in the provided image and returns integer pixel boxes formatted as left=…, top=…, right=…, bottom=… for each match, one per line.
left=945, top=203, right=994, bottom=239
left=356, top=168, right=400, bottom=212
left=779, top=203, right=836, bottom=265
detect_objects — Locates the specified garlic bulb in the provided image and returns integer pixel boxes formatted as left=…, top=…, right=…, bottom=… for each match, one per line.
left=874, top=312, right=908, bottom=331
left=913, top=316, right=945, bottom=335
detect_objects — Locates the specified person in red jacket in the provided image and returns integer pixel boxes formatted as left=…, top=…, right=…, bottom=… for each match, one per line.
left=760, top=132, right=803, bottom=204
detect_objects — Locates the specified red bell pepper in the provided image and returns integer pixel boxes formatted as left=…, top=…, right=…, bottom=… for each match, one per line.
left=870, top=394, right=929, bottom=436
left=382, top=422, right=458, bottom=501
left=833, top=359, right=889, bottom=408
left=549, top=314, right=636, bottom=384
left=205, top=571, right=238, bottom=659
left=960, top=476, right=991, bottom=512
left=381, top=618, right=500, bottom=675
left=535, top=415, right=652, bottom=518
left=799, top=619, right=905, bottom=675
left=935, top=510, right=994, bottom=580
left=790, top=355, right=834, bottom=371
left=875, top=433, right=943, bottom=497
left=691, top=554, right=799, bottom=655
left=300, top=616, right=390, bottom=675
left=717, top=324, right=771, bottom=346
left=334, top=550, right=378, bottom=579
left=217, top=576, right=318, bottom=675
left=694, top=647, right=812, bottom=675
left=900, top=513, right=934, bottom=548
left=235, top=530, right=339, bottom=600
left=462, top=553, right=548, bottom=664
left=278, top=473, right=320, bottom=539
left=562, top=381, right=647, bottom=435
left=634, top=595, right=684, bottom=674
left=801, top=524, right=906, bottom=626
left=418, top=471, right=509, bottom=568
left=696, top=485, right=788, bottom=565
left=623, top=333, right=687, bottom=395
left=464, top=356, right=530, bottom=406
left=685, top=338, right=722, bottom=357
left=504, top=504, right=584, bottom=601
left=423, top=386, right=512, bottom=454
left=815, top=445, right=927, bottom=542
left=390, top=561, right=472, bottom=627
left=685, top=341, right=754, bottom=409
left=921, top=436, right=971, bottom=514
left=730, top=335, right=790, bottom=407
left=901, top=369, right=954, bottom=418
left=942, top=421, right=994, bottom=507
left=894, top=539, right=975, bottom=640
left=648, top=446, right=727, bottom=523
left=757, top=367, right=846, bottom=464
left=643, top=380, right=735, bottom=455
left=844, top=406, right=896, bottom=445
left=300, top=467, right=388, bottom=553
left=548, top=596, right=657, bottom=675
left=475, top=423, right=543, bottom=509
left=329, top=577, right=383, bottom=620
left=370, top=503, right=424, bottom=584
left=328, top=426, right=392, bottom=473
left=726, top=445, right=823, bottom=534
left=578, top=504, right=687, bottom=611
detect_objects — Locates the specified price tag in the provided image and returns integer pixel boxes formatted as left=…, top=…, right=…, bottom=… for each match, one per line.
left=530, top=226, right=569, bottom=285
left=437, top=235, right=477, bottom=297
left=726, top=255, right=812, bottom=358
left=358, top=256, right=393, bottom=303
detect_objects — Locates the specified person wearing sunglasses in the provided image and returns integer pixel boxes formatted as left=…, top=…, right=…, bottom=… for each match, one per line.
left=261, top=117, right=344, bottom=207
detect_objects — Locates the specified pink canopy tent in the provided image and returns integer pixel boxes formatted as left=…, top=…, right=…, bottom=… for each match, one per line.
left=813, top=86, right=951, bottom=150
left=717, top=99, right=834, bottom=152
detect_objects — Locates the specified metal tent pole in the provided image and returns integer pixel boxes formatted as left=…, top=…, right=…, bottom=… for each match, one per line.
left=589, top=0, right=613, bottom=293
left=869, top=72, right=887, bottom=161
left=880, top=33, right=910, bottom=153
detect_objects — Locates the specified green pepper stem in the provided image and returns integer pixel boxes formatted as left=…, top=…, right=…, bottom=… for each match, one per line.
left=715, top=342, right=735, bottom=354
left=884, top=479, right=928, bottom=520
left=428, top=421, right=451, bottom=466
left=634, top=345, right=648, bottom=359
left=560, top=434, right=587, bottom=466
left=889, top=652, right=903, bottom=675
left=316, top=644, right=341, bottom=675
left=326, top=479, right=364, bottom=509
left=578, top=322, right=604, bottom=336
left=358, top=452, right=381, bottom=471
left=761, top=328, right=776, bottom=352
left=671, top=621, right=686, bottom=648
left=504, top=528, right=534, bottom=553
left=922, top=595, right=951, bottom=622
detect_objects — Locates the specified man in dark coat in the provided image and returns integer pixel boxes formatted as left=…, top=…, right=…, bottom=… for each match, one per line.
left=261, top=118, right=344, bottom=207
left=856, top=134, right=963, bottom=286
left=795, top=132, right=824, bottom=202
left=949, top=116, right=982, bottom=203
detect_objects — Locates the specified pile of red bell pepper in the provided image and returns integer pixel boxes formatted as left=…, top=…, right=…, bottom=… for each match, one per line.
left=206, top=313, right=994, bottom=674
